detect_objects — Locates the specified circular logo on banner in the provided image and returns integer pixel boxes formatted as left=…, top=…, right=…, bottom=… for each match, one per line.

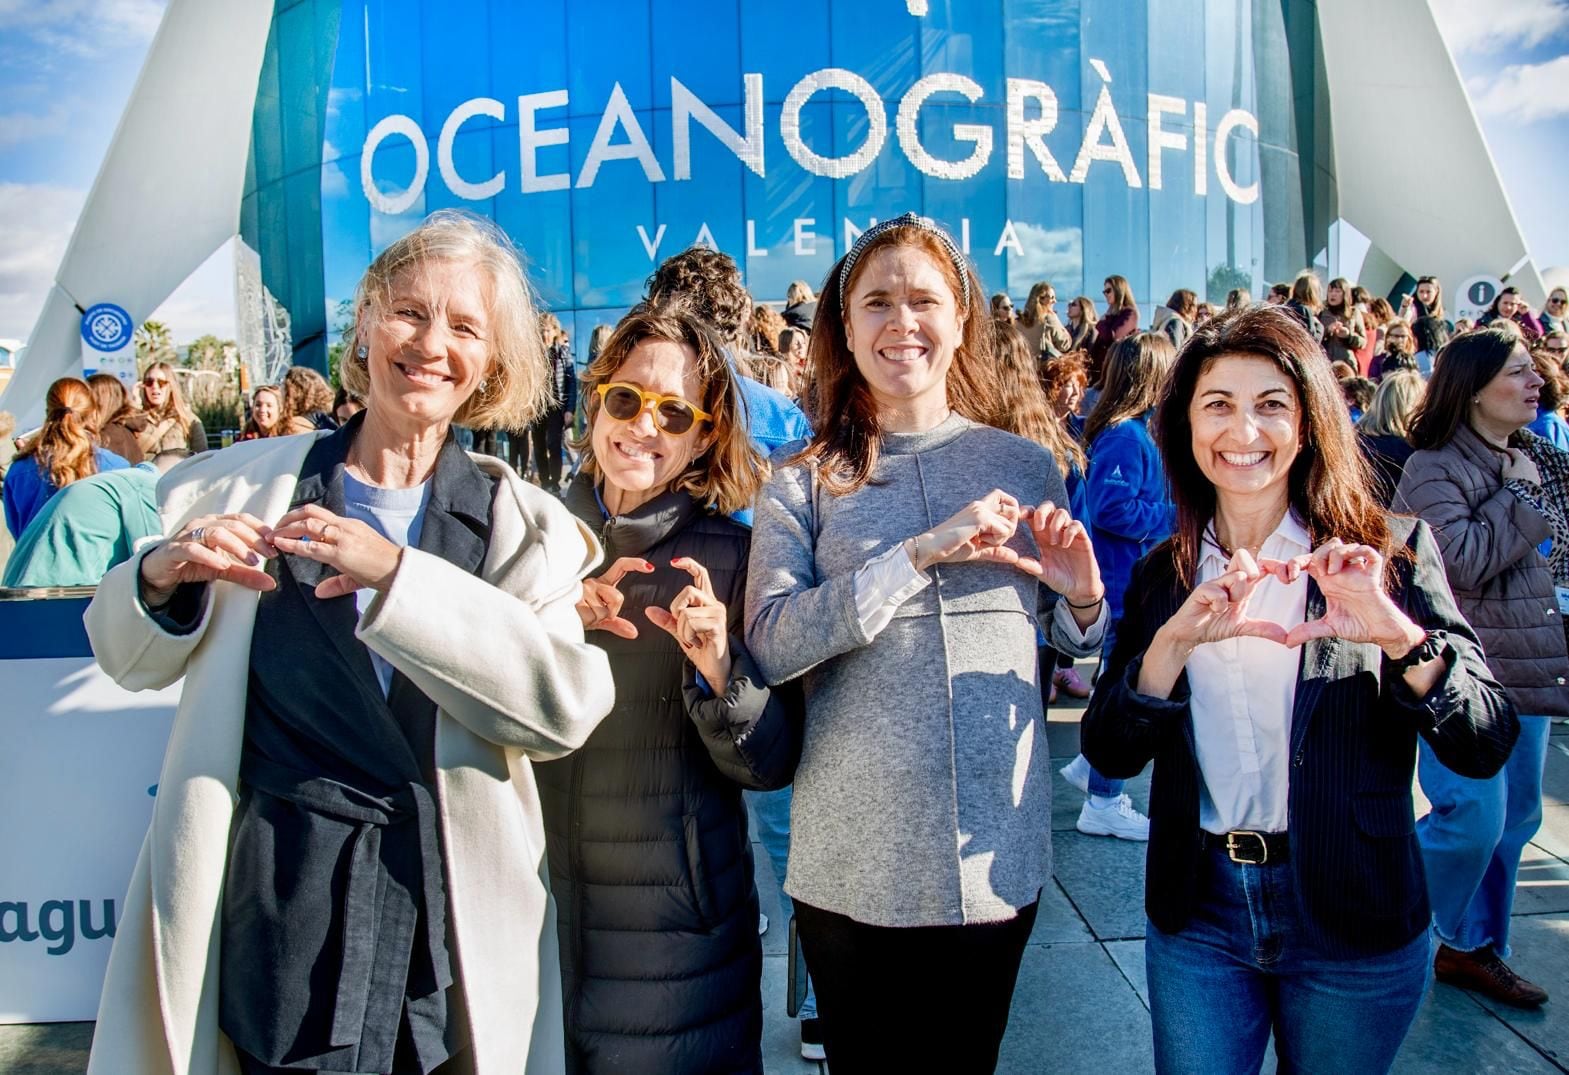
left=1456, top=275, right=1505, bottom=321
left=80, top=303, right=133, bottom=352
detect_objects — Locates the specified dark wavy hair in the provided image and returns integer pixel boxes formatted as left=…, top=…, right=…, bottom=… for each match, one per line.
left=645, top=247, right=753, bottom=350
left=1153, top=305, right=1398, bottom=587
left=1408, top=328, right=1524, bottom=451
left=790, top=220, right=996, bottom=495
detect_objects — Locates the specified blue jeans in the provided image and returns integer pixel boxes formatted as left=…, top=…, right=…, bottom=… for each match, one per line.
left=745, top=786, right=816, bottom=1019
left=1145, top=848, right=1431, bottom=1074
left=1417, top=714, right=1550, bottom=957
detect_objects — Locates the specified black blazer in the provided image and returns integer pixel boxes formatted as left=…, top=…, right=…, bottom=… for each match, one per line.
left=1082, top=515, right=1519, bottom=958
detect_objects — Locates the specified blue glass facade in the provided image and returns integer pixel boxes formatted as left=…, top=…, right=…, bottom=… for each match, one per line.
left=242, top=0, right=1331, bottom=369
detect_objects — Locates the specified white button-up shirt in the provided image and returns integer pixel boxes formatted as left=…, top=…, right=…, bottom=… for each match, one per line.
left=1187, top=512, right=1311, bottom=834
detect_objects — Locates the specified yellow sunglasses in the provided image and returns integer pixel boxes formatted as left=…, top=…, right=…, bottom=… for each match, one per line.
left=595, top=381, right=712, bottom=435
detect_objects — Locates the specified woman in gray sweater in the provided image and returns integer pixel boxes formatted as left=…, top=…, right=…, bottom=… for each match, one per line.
left=745, top=214, right=1107, bottom=1074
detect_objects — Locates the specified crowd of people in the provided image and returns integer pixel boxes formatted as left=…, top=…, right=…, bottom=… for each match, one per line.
left=0, top=207, right=1564, bottom=1075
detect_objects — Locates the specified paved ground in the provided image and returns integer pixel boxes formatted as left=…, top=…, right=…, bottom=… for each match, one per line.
left=7, top=659, right=1569, bottom=1074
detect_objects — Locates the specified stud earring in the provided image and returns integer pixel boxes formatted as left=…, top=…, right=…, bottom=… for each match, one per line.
left=478, top=378, right=490, bottom=395
left=357, top=345, right=368, bottom=360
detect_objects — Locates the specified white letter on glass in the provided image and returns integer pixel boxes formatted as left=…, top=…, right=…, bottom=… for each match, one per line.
left=362, top=114, right=429, bottom=215
left=578, top=82, right=667, bottom=188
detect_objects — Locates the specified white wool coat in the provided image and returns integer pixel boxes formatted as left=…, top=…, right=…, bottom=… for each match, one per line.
left=83, top=432, right=615, bottom=1074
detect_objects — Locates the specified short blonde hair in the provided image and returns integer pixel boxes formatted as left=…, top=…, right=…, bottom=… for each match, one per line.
left=1357, top=370, right=1424, bottom=439
left=340, top=210, right=548, bottom=430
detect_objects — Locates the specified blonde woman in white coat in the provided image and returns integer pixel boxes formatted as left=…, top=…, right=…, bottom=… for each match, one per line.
left=84, top=211, right=614, bottom=1075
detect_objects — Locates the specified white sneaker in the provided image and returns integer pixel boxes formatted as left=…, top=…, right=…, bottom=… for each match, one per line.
left=758, top=912, right=769, bottom=936
left=1058, top=754, right=1091, bottom=795
left=1076, top=795, right=1150, bottom=841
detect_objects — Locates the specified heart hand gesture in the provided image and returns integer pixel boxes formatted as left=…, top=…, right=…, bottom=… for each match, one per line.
left=1279, top=539, right=1422, bottom=655
left=1000, top=502, right=1105, bottom=605
left=270, top=505, right=403, bottom=599
left=645, top=556, right=732, bottom=688
left=909, top=490, right=1021, bottom=570
left=139, top=513, right=278, bottom=605
left=577, top=557, right=655, bottom=639
left=1161, top=549, right=1291, bottom=651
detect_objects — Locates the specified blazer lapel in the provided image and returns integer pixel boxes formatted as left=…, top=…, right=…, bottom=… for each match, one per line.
left=1289, top=578, right=1341, bottom=757
left=385, top=436, right=495, bottom=758
left=412, top=436, right=495, bottom=576
left=281, top=421, right=385, bottom=699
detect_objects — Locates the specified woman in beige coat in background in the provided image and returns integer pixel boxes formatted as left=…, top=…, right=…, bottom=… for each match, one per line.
left=84, top=211, right=614, bottom=1074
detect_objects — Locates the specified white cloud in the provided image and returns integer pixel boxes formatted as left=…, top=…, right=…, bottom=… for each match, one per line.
left=1430, top=0, right=1569, bottom=56
left=0, top=102, right=74, bottom=148
left=1470, top=55, right=1569, bottom=120
left=0, top=0, right=166, bottom=56
left=0, top=182, right=85, bottom=341
left=1006, top=223, right=1083, bottom=290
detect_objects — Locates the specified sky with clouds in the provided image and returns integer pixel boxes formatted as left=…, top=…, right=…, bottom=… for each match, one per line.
left=0, top=0, right=1563, bottom=346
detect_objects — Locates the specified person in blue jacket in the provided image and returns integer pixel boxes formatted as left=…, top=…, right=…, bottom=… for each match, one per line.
left=3, top=376, right=130, bottom=539
left=1527, top=346, right=1569, bottom=452
left=1058, top=333, right=1177, bottom=841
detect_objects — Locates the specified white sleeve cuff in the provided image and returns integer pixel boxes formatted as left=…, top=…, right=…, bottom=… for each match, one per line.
left=1050, top=595, right=1108, bottom=656
left=852, top=541, right=932, bottom=640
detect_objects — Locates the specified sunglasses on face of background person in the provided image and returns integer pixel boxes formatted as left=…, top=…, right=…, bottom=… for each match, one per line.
left=595, top=382, right=712, bottom=435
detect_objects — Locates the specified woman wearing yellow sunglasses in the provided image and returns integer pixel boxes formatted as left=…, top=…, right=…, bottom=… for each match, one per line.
left=537, top=303, right=800, bottom=1073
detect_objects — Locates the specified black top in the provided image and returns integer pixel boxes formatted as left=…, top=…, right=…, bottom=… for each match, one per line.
left=1081, top=515, right=1518, bottom=958
left=1358, top=432, right=1416, bottom=508
left=215, top=416, right=496, bottom=1073
left=535, top=481, right=799, bottom=1074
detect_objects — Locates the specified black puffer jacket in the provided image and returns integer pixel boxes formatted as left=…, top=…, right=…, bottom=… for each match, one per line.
left=538, top=483, right=801, bottom=1074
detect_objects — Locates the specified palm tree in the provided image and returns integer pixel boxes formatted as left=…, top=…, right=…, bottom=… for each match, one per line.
left=134, top=320, right=175, bottom=365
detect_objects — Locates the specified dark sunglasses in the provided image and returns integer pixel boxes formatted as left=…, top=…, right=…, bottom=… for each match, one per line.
left=143, top=378, right=170, bottom=387
left=596, top=382, right=712, bottom=435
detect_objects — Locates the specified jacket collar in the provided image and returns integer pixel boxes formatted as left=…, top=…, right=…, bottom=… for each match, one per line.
left=564, top=478, right=702, bottom=563
left=1450, top=421, right=1513, bottom=474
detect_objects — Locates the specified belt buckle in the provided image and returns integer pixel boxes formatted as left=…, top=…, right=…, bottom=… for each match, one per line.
left=1225, top=830, right=1268, bottom=865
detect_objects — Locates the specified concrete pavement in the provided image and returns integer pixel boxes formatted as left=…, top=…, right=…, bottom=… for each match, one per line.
left=7, top=661, right=1569, bottom=1073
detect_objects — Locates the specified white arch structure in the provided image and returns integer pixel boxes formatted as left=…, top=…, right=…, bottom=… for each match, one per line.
left=0, top=0, right=1545, bottom=427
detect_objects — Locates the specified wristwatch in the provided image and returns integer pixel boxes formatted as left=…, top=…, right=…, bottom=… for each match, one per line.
left=1387, top=630, right=1446, bottom=672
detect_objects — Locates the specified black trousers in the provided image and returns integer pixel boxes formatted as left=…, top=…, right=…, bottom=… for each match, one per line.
left=793, top=895, right=1039, bottom=1074
left=528, top=409, right=567, bottom=492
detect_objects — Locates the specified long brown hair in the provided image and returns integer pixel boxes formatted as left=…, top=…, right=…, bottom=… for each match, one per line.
left=17, top=377, right=99, bottom=490
left=140, top=360, right=196, bottom=429
left=1082, top=333, right=1175, bottom=447
left=791, top=221, right=996, bottom=495
left=1407, top=329, right=1521, bottom=450
left=87, top=373, right=135, bottom=430
left=991, top=322, right=1083, bottom=480
left=1154, top=306, right=1396, bottom=586
left=1103, top=275, right=1136, bottom=314
left=576, top=303, right=766, bottom=515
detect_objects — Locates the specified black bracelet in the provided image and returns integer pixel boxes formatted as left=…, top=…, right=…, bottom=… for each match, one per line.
left=1065, top=594, right=1105, bottom=611
left=1387, top=630, right=1446, bottom=671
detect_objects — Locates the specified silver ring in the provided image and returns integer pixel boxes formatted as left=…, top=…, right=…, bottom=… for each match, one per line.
left=189, top=527, right=206, bottom=544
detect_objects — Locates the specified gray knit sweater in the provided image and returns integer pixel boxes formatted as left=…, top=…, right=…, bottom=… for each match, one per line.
left=745, top=413, right=1087, bottom=927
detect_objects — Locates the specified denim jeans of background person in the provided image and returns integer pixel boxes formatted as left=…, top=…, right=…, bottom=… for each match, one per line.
left=1145, top=850, right=1432, bottom=1074
left=1418, top=715, right=1552, bottom=994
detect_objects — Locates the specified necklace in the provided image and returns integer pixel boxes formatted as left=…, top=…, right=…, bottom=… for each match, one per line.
left=1206, top=526, right=1264, bottom=561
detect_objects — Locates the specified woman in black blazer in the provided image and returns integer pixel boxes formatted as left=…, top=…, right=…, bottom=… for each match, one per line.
left=1082, top=305, right=1518, bottom=1075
